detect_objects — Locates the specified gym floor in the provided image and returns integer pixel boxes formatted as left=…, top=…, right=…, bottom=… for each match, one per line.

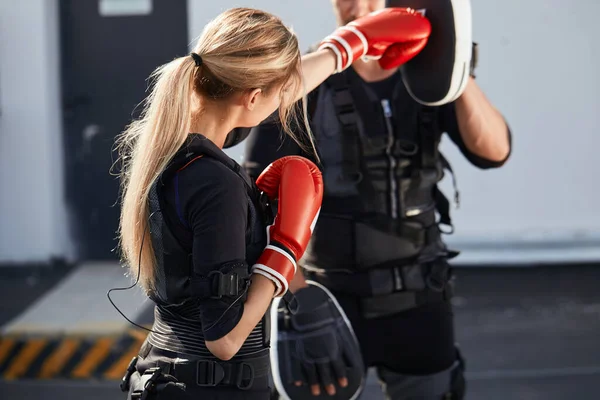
left=1, top=264, right=599, bottom=399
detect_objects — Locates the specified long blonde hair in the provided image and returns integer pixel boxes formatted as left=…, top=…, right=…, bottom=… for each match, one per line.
left=115, top=7, right=311, bottom=294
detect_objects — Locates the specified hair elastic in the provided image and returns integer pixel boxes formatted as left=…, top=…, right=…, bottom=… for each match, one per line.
left=190, top=52, right=203, bottom=67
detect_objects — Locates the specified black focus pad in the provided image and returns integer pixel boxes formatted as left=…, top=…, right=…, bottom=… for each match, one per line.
left=387, top=0, right=473, bottom=105
left=270, top=281, right=365, bottom=399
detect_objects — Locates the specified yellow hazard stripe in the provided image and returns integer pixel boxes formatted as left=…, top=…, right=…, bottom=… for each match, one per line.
left=71, top=337, right=116, bottom=379
left=0, top=328, right=149, bottom=381
left=38, top=338, right=81, bottom=379
left=0, top=338, right=16, bottom=366
left=104, top=330, right=146, bottom=380
left=4, top=338, right=48, bottom=380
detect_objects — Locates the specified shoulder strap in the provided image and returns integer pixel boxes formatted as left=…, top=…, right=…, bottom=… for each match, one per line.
left=418, top=106, right=439, bottom=170
left=324, top=72, right=364, bottom=185
left=416, top=107, right=460, bottom=231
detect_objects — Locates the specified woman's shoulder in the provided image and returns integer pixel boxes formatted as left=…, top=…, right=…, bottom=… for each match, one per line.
left=176, top=155, right=247, bottom=199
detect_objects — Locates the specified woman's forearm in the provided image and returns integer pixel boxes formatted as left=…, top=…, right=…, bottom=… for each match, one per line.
left=292, top=49, right=337, bottom=103
left=205, top=274, right=276, bottom=360
left=228, top=274, right=276, bottom=346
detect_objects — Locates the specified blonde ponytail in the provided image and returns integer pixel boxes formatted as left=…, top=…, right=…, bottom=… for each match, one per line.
left=115, top=55, right=196, bottom=293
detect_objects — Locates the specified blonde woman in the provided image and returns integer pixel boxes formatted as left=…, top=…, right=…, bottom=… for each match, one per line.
left=115, top=6, right=420, bottom=399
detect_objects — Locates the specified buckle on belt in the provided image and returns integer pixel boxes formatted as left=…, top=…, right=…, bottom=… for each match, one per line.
left=196, top=360, right=225, bottom=386
left=235, top=362, right=255, bottom=390
left=119, top=356, right=138, bottom=392
left=426, top=260, right=450, bottom=293
left=426, top=273, right=445, bottom=292
left=195, top=360, right=255, bottom=390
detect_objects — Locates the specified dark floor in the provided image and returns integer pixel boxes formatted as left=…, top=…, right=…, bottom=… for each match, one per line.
left=1, top=264, right=600, bottom=399
left=0, top=261, right=75, bottom=327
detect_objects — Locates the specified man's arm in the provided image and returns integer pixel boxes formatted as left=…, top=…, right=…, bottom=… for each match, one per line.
left=451, top=77, right=511, bottom=163
left=441, top=78, right=512, bottom=169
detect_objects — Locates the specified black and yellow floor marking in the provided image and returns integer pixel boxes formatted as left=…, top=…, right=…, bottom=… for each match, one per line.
left=0, top=327, right=149, bottom=381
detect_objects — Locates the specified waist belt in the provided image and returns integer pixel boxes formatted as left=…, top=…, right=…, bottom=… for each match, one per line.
left=360, top=282, right=454, bottom=319
left=307, top=258, right=452, bottom=297
left=169, top=350, right=270, bottom=390
left=129, top=343, right=270, bottom=394
left=306, top=259, right=455, bottom=319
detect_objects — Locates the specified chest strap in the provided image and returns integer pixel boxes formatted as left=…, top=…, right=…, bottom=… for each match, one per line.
left=326, top=72, right=363, bottom=185
left=417, top=106, right=460, bottom=232
left=323, top=72, right=459, bottom=231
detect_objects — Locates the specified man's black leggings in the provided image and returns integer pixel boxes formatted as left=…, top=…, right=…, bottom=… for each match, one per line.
left=332, top=291, right=466, bottom=399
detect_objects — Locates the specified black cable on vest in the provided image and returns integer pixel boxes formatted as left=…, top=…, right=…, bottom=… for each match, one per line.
left=106, top=210, right=248, bottom=336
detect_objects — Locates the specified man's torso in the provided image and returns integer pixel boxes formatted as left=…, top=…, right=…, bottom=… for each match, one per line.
left=304, top=67, right=454, bottom=272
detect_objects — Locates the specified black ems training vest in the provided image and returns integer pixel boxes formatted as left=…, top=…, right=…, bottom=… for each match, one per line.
left=148, top=136, right=270, bottom=306
left=304, top=68, right=460, bottom=272
left=146, top=135, right=273, bottom=359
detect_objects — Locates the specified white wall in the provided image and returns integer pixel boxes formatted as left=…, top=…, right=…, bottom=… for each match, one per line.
left=188, top=0, right=600, bottom=264
left=437, top=0, right=600, bottom=263
left=0, top=0, right=73, bottom=264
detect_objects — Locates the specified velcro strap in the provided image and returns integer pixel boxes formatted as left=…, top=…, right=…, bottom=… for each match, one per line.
left=327, top=73, right=363, bottom=181
left=439, top=154, right=459, bottom=204
left=434, top=187, right=452, bottom=229
left=419, top=106, right=438, bottom=169
left=282, top=291, right=299, bottom=315
left=190, top=263, right=250, bottom=300
left=360, top=284, right=453, bottom=319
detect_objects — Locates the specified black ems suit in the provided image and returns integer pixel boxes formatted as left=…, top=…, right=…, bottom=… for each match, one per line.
left=243, top=67, right=511, bottom=399
left=122, top=134, right=275, bottom=400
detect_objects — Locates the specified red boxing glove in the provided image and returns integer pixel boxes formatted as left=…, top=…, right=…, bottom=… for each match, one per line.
left=318, top=8, right=431, bottom=72
left=251, top=156, right=323, bottom=297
